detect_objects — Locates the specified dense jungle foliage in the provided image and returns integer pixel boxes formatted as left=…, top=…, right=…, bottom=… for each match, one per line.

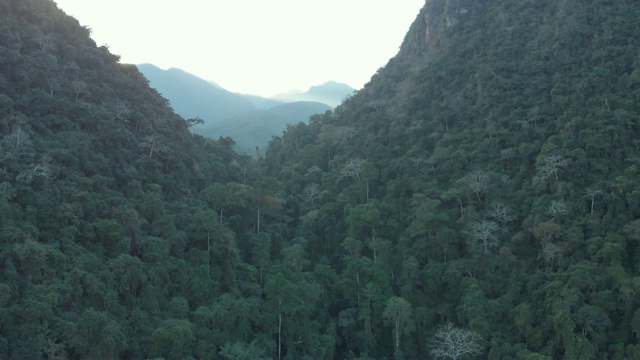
left=1, top=0, right=640, bottom=359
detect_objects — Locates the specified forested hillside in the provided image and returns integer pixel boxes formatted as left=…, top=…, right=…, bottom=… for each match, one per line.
left=0, top=0, right=279, bottom=358
left=263, top=0, right=640, bottom=359
left=1, top=0, right=640, bottom=359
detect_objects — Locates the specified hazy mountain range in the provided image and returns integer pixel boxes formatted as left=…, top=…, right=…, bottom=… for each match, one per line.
left=270, top=81, right=356, bottom=107
left=197, top=101, right=331, bottom=155
left=137, top=64, right=353, bottom=153
left=136, top=64, right=256, bottom=122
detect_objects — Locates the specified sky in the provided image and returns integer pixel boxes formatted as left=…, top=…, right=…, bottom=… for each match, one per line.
left=54, top=0, right=425, bottom=97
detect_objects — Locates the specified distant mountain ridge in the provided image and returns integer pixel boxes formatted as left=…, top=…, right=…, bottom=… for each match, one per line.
left=137, top=64, right=257, bottom=122
left=239, top=94, right=284, bottom=110
left=198, top=101, right=331, bottom=155
left=137, top=65, right=347, bottom=154
left=271, top=81, right=355, bottom=107
left=139, top=65, right=353, bottom=123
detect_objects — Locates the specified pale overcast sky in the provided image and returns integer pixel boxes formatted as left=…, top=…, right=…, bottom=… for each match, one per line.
left=54, top=0, right=424, bottom=97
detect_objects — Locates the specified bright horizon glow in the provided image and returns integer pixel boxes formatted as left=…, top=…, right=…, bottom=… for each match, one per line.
left=54, top=0, right=424, bottom=97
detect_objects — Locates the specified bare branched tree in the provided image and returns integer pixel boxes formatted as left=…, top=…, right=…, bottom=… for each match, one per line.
left=2, top=127, right=33, bottom=158
left=36, top=33, right=55, bottom=52
left=467, top=220, right=499, bottom=253
left=18, top=159, right=54, bottom=182
left=301, top=183, right=321, bottom=208
left=108, top=100, right=130, bottom=124
left=338, top=158, right=363, bottom=183
left=487, top=202, right=515, bottom=223
left=464, top=171, right=489, bottom=203
left=140, top=135, right=169, bottom=159
left=30, top=161, right=52, bottom=179
left=430, top=322, right=483, bottom=360
left=548, top=200, right=568, bottom=219
left=533, top=155, right=567, bottom=184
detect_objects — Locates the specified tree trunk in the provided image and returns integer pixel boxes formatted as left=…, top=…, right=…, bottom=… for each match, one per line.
left=356, top=272, right=361, bottom=305
left=278, top=298, right=282, bottom=360
left=395, top=318, right=401, bottom=351
left=372, top=235, right=377, bottom=264
left=366, top=180, right=370, bottom=203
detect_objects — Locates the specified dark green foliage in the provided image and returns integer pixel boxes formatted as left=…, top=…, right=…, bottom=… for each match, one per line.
left=2, top=0, right=640, bottom=359
left=259, top=0, right=640, bottom=358
left=0, top=0, right=272, bottom=358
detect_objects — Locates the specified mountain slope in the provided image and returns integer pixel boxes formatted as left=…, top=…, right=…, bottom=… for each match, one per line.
left=137, top=63, right=257, bottom=122
left=138, top=65, right=333, bottom=149
left=197, top=101, right=331, bottom=154
left=263, top=0, right=640, bottom=358
left=0, top=1, right=275, bottom=358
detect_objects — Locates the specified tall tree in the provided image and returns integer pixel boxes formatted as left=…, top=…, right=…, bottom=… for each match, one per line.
left=383, top=296, right=413, bottom=359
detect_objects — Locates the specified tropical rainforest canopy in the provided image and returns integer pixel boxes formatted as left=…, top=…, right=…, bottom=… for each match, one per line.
left=1, top=0, right=640, bottom=359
